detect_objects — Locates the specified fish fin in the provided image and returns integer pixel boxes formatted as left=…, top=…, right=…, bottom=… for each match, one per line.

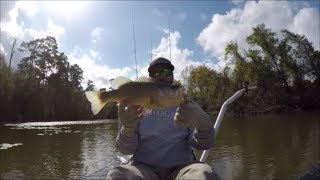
left=111, top=76, right=132, bottom=90
left=135, top=76, right=152, bottom=82
left=85, top=91, right=108, bottom=115
left=142, top=108, right=152, bottom=116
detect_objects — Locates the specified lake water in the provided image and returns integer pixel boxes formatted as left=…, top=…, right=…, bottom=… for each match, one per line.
left=1, top=111, right=319, bottom=179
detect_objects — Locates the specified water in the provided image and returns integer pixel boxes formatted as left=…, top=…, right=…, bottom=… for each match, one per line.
left=0, top=111, right=319, bottom=179
left=0, top=120, right=120, bottom=179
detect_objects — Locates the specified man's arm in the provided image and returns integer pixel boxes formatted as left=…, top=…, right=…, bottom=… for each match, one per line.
left=189, top=127, right=215, bottom=150
left=115, top=104, right=142, bottom=155
left=175, top=98, right=215, bottom=150
left=115, top=123, right=139, bottom=155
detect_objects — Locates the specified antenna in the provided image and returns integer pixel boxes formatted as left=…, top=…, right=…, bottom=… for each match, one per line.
left=150, top=24, right=153, bottom=61
left=132, top=12, right=138, bottom=79
left=168, top=15, right=171, bottom=61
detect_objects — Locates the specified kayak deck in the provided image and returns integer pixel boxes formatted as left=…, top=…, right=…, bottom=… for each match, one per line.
left=82, top=163, right=320, bottom=180
left=82, top=167, right=109, bottom=180
left=299, top=163, right=320, bottom=180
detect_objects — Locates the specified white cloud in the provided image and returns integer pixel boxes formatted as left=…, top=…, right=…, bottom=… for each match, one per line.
left=0, top=2, right=66, bottom=67
left=68, top=48, right=134, bottom=89
left=15, top=1, right=38, bottom=17
left=73, top=29, right=216, bottom=89
left=42, top=1, right=89, bottom=19
left=91, top=27, right=103, bottom=43
left=163, top=28, right=170, bottom=34
left=197, top=1, right=320, bottom=63
left=1, top=7, right=23, bottom=38
left=150, top=30, right=214, bottom=81
left=26, top=20, right=66, bottom=43
left=1, top=18, right=66, bottom=67
left=1, top=1, right=16, bottom=22
left=289, top=8, right=320, bottom=48
left=0, top=1, right=39, bottom=38
left=89, top=49, right=100, bottom=59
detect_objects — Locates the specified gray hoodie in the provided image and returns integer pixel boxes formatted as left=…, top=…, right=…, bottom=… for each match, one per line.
left=115, top=105, right=215, bottom=167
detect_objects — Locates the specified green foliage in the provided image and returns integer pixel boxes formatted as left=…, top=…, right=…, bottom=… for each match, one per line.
left=184, top=65, right=232, bottom=113
left=0, top=36, right=96, bottom=122
left=85, top=80, right=95, bottom=91
left=69, top=64, right=83, bottom=90
left=0, top=56, right=16, bottom=120
left=182, top=24, right=320, bottom=115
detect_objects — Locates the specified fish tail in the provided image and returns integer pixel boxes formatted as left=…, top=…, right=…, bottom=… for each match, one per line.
left=85, top=91, right=108, bottom=115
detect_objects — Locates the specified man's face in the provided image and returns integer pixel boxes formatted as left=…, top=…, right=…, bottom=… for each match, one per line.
left=149, top=65, right=174, bottom=84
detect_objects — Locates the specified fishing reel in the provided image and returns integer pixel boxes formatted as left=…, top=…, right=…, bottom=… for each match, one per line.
left=242, top=81, right=250, bottom=95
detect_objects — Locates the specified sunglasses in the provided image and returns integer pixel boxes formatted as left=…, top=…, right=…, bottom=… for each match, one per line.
left=150, top=69, right=173, bottom=78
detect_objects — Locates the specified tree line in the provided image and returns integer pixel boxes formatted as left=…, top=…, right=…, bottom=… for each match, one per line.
left=0, top=24, right=319, bottom=122
left=183, top=24, right=320, bottom=115
left=0, top=36, right=117, bottom=122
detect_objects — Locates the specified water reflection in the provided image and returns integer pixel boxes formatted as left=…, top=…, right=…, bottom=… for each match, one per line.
left=0, top=112, right=319, bottom=179
left=207, top=111, right=320, bottom=179
left=79, top=122, right=119, bottom=177
left=1, top=119, right=119, bottom=179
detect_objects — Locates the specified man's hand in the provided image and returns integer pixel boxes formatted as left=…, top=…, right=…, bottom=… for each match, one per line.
left=174, top=98, right=212, bottom=132
left=118, top=103, right=143, bottom=137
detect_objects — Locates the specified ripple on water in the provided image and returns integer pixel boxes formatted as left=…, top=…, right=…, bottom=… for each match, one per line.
left=4, top=119, right=117, bottom=129
left=0, top=143, right=23, bottom=150
left=1, top=169, right=24, bottom=179
left=4, top=119, right=117, bottom=136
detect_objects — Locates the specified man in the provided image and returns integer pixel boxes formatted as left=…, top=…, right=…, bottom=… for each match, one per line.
left=107, top=57, right=219, bottom=180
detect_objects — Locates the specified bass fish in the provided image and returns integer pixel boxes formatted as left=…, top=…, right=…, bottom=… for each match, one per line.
left=85, top=76, right=185, bottom=115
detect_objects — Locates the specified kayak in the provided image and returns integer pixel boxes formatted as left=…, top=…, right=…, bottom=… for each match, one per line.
left=299, top=163, right=320, bottom=180
left=82, top=167, right=109, bottom=180
left=83, top=163, right=320, bottom=179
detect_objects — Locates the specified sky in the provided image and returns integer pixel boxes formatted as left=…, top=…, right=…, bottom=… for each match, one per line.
left=1, top=0, right=319, bottom=89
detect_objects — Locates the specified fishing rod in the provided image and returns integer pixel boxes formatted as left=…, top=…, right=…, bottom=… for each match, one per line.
left=199, top=84, right=257, bottom=162
left=131, top=12, right=138, bottom=79
left=150, top=26, right=153, bottom=61
left=168, top=15, right=171, bottom=61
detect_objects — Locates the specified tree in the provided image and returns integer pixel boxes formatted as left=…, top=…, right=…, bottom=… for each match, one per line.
left=246, top=24, right=291, bottom=93
left=183, top=65, right=232, bottom=113
left=13, top=36, right=89, bottom=121
left=69, top=64, right=83, bottom=91
left=183, top=24, right=320, bottom=114
left=85, top=80, right=95, bottom=91
left=282, top=30, right=320, bottom=86
left=0, top=55, right=15, bottom=120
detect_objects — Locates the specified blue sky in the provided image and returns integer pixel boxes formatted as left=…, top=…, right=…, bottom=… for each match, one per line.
left=1, top=1, right=319, bottom=89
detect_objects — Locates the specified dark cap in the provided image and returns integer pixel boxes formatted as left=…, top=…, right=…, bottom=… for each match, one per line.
left=148, top=57, right=174, bottom=73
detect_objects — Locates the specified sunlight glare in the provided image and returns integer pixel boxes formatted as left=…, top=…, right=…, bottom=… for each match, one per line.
left=44, top=1, right=88, bottom=18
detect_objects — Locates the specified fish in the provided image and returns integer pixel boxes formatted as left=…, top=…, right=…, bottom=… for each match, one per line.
left=85, top=76, right=185, bottom=115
